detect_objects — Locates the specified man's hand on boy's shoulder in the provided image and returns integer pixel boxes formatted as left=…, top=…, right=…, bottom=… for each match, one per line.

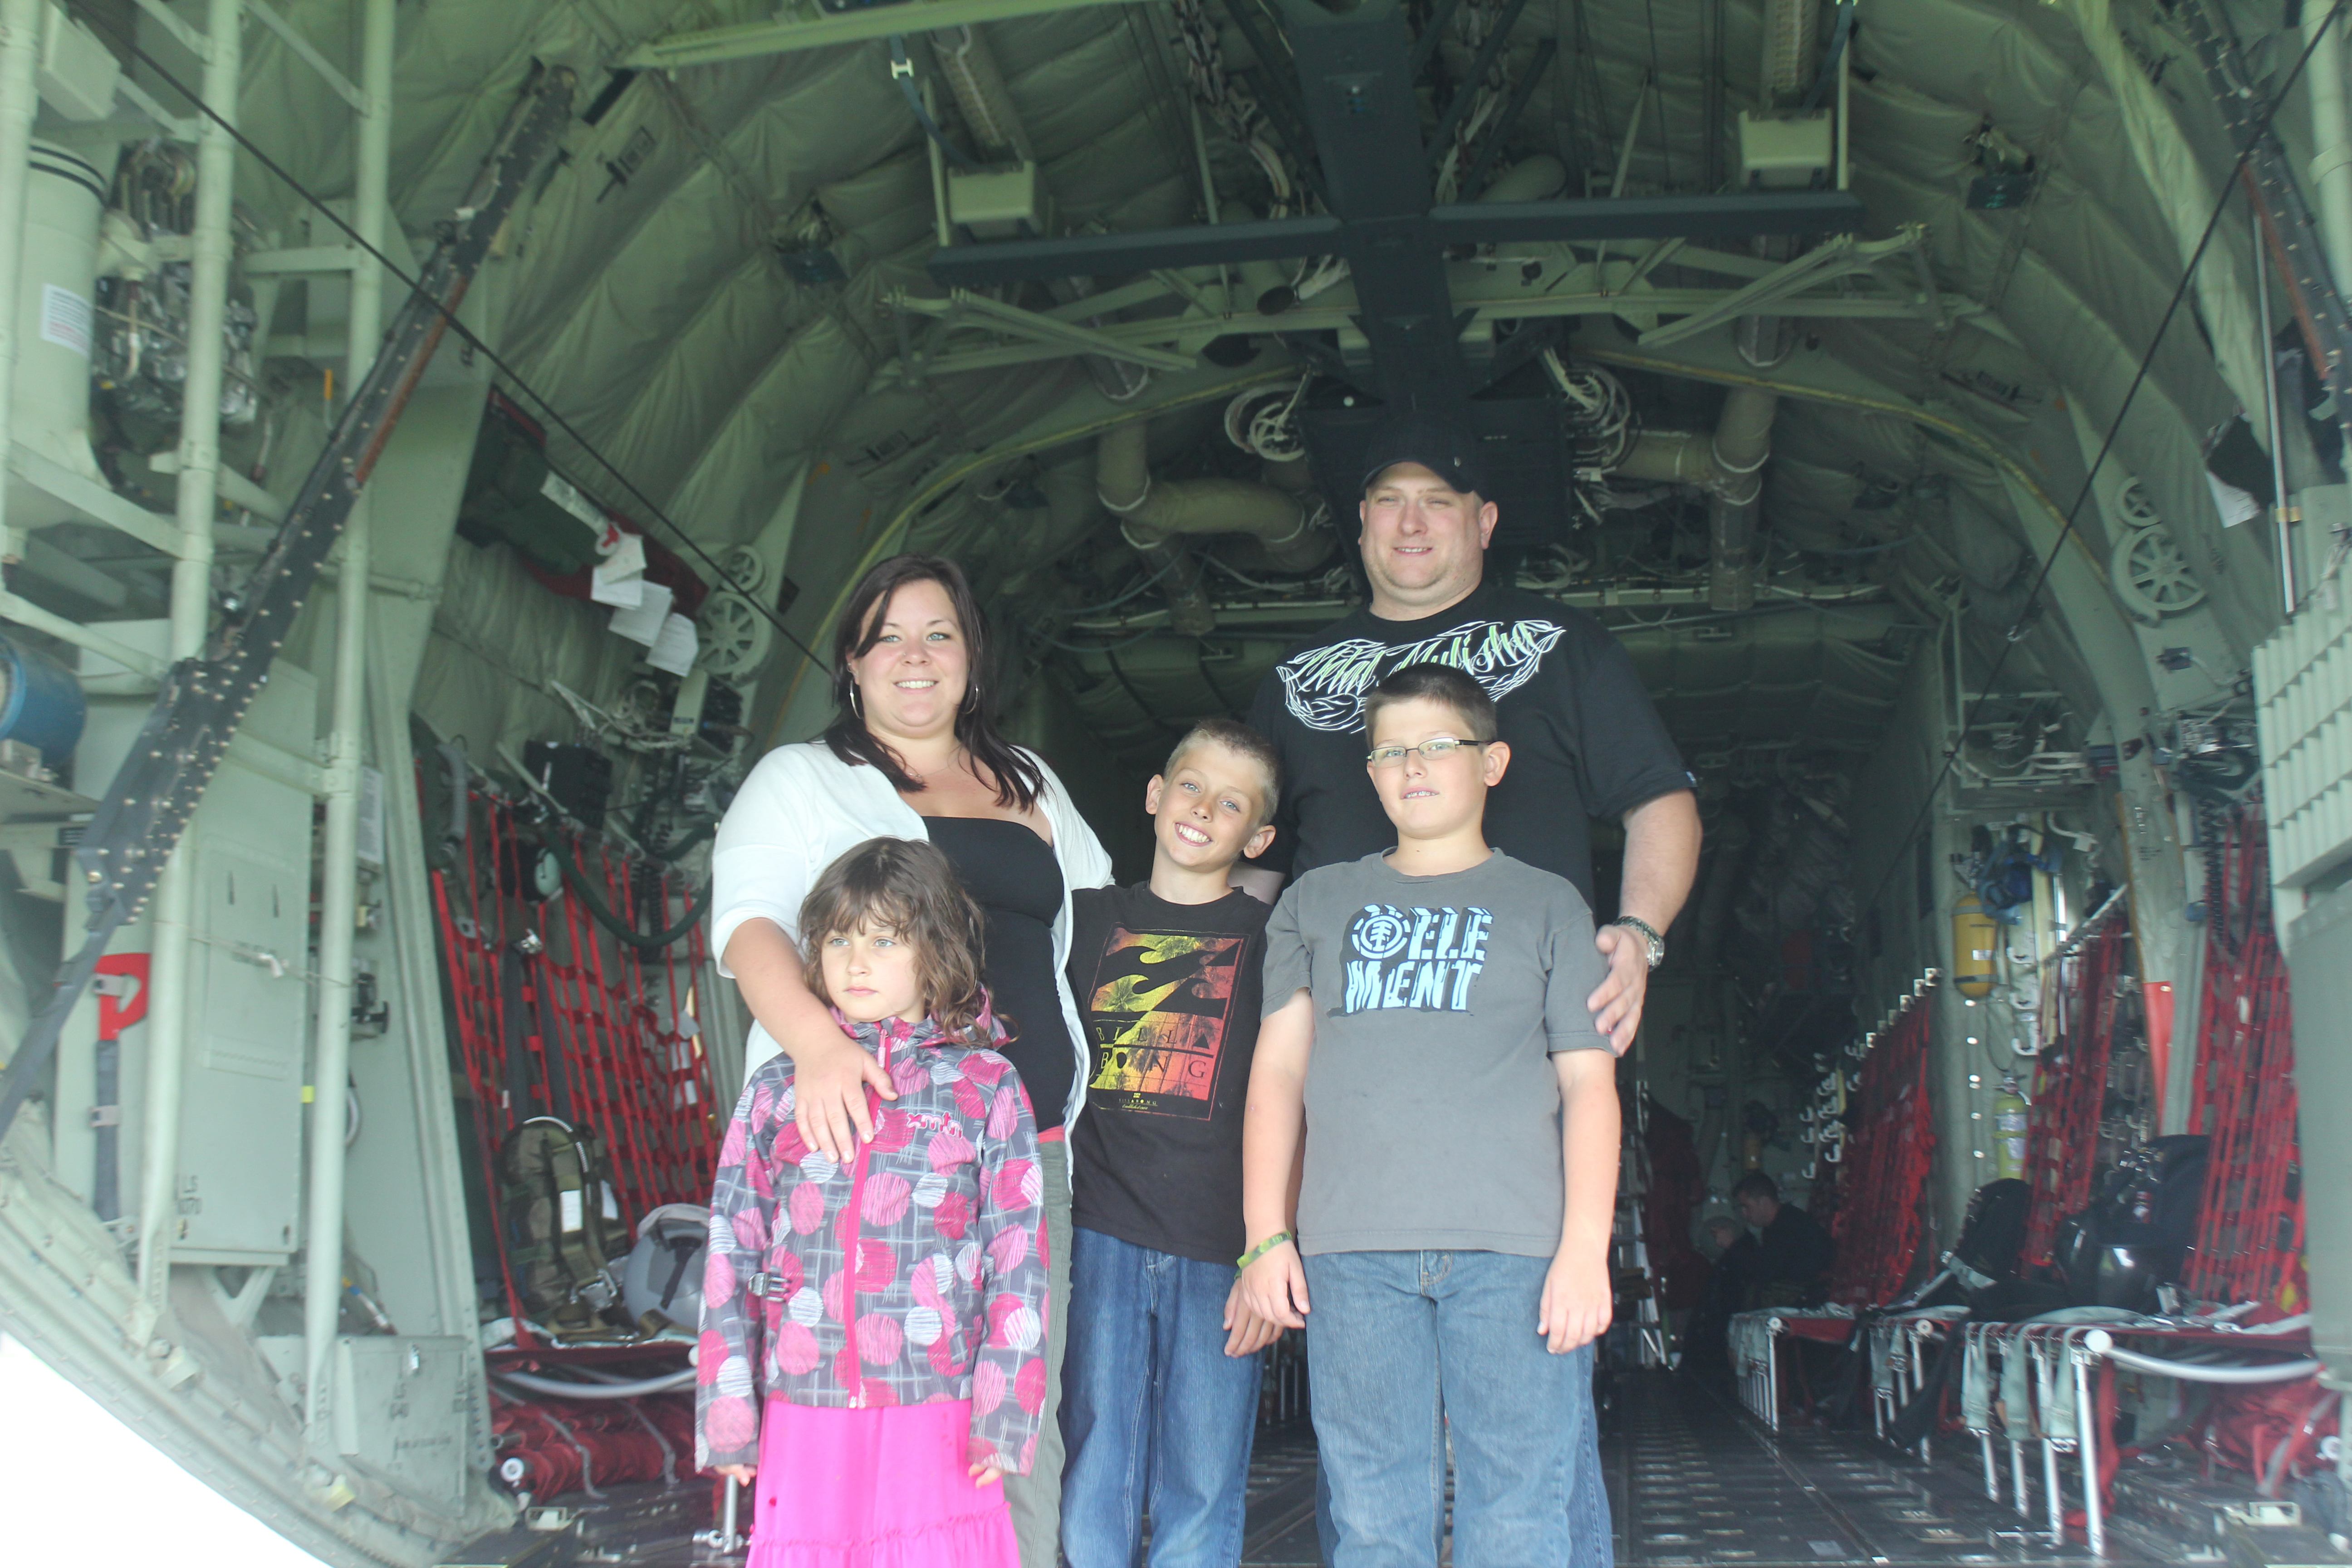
left=1538, top=1246, right=1613, bottom=1353
left=1587, top=923, right=1651, bottom=1056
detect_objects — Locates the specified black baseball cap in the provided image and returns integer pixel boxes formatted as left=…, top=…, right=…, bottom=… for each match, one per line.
left=1358, top=412, right=1491, bottom=500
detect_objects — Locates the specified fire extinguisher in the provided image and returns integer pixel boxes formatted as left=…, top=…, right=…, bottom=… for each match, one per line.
left=1993, top=1073, right=2030, bottom=1180
left=1954, top=896, right=1999, bottom=998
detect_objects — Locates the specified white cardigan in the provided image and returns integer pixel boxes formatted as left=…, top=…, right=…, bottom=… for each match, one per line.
left=711, top=740, right=1115, bottom=1135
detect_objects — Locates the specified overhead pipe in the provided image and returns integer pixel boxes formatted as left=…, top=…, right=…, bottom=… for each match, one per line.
left=1604, top=387, right=1775, bottom=613
left=1693, top=812, right=1752, bottom=967
left=1706, top=386, right=1776, bottom=612
left=2307, top=14, right=2352, bottom=297
left=0, top=0, right=44, bottom=566
left=138, top=0, right=242, bottom=1310
left=305, top=0, right=394, bottom=1442
left=1095, top=421, right=1330, bottom=635
left=1478, top=154, right=1568, bottom=205
left=1701, top=0, right=1814, bottom=613
left=1098, top=422, right=1213, bottom=634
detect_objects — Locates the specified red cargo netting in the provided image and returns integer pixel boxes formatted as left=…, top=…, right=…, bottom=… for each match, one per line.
left=2019, top=912, right=2127, bottom=1269
left=1827, top=995, right=1935, bottom=1306
left=2182, top=805, right=2307, bottom=1312
left=429, top=782, right=724, bottom=1333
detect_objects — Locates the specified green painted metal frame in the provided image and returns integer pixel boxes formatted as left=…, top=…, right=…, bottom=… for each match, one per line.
left=624, top=0, right=1140, bottom=67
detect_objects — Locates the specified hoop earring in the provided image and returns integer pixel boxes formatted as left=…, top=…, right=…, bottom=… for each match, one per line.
left=963, top=681, right=980, bottom=712
left=848, top=683, right=863, bottom=719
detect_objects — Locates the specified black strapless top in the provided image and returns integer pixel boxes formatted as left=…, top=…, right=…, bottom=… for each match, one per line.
left=921, top=816, right=1074, bottom=1130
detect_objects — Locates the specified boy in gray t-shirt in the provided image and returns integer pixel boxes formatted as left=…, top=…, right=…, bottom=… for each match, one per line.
left=1237, top=662, right=1620, bottom=1567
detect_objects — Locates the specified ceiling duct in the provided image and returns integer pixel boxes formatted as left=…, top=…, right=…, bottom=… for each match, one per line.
left=1697, top=0, right=1818, bottom=613
left=1607, top=384, right=1776, bottom=614
left=1096, top=421, right=1331, bottom=635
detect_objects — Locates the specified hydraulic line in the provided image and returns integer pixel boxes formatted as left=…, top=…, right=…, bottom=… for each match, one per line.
left=492, top=1368, right=698, bottom=1399
left=2080, top=1333, right=2322, bottom=1385
left=557, top=848, right=709, bottom=954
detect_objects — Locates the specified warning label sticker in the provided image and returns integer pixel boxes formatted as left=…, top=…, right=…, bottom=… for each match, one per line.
left=40, top=284, right=91, bottom=358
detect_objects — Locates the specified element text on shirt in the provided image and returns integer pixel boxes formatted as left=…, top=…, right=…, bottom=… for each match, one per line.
left=1344, top=903, right=1491, bottom=1014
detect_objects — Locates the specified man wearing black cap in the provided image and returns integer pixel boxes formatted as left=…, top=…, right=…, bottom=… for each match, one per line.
left=1241, top=415, right=1700, bottom=1049
left=1239, top=412, right=1700, bottom=1568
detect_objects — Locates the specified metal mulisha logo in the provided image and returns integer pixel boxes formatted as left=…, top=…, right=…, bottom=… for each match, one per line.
left=1275, top=619, right=1567, bottom=732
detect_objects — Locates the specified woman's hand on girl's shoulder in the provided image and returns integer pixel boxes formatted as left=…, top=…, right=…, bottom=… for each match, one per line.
left=967, top=1461, right=1004, bottom=1489
left=793, top=1029, right=897, bottom=1164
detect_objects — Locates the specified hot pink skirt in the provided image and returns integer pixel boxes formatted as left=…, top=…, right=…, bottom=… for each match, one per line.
left=747, top=1398, right=1018, bottom=1568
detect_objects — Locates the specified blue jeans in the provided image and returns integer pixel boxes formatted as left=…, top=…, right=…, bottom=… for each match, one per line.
left=1310, top=1386, right=1613, bottom=1568
left=1302, top=1250, right=1609, bottom=1568
left=1061, top=1227, right=1264, bottom=1568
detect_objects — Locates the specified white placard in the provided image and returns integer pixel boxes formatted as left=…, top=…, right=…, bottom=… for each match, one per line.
left=591, top=533, right=648, bottom=607
left=539, top=470, right=609, bottom=534
left=608, top=581, right=672, bottom=646
left=2207, top=473, right=2260, bottom=529
left=355, top=765, right=384, bottom=867
left=559, top=1188, right=583, bottom=1234
left=40, top=284, right=90, bottom=358
left=647, top=613, right=699, bottom=676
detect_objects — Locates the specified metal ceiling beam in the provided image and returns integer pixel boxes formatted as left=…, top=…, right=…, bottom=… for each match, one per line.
left=622, top=0, right=1140, bottom=68
left=930, top=215, right=1346, bottom=284
left=893, top=288, right=1199, bottom=370
left=925, top=195, right=1865, bottom=289
left=878, top=284, right=1975, bottom=380
left=1426, top=191, right=1864, bottom=246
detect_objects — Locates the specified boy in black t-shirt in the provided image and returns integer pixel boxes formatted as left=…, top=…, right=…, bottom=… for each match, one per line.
left=1059, top=718, right=1286, bottom=1568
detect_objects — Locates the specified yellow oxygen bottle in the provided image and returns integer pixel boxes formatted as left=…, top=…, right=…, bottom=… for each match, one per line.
left=1993, top=1074, right=2030, bottom=1180
left=1954, top=896, right=1999, bottom=999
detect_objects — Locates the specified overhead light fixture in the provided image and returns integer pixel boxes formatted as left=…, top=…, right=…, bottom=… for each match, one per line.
left=1965, top=120, right=2036, bottom=209
left=1967, top=172, right=2035, bottom=210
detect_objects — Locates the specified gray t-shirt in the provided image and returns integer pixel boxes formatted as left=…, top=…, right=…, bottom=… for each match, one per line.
left=1261, top=850, right=1613, bottom=1259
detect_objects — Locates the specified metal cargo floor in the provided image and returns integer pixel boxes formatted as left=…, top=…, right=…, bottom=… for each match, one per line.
left=1239, top=1371, right=2183, bottom=1568
left=468, top=1371, right=2202, bottom=1566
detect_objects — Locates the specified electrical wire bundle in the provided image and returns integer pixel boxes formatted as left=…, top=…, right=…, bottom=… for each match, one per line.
left=1168, top=0, right=1300, bottom=212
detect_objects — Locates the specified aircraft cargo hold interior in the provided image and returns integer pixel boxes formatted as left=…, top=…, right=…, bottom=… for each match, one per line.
left=0, top=1, right=2350, bottom=1566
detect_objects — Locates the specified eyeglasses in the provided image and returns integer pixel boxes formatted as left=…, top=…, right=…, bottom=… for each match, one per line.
left=1366, top=738, right=1484, bottom=769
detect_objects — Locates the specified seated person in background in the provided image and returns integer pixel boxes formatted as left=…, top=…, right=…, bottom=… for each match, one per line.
left=1707, top=1214, right=1758, bottom=1288
left=1731, top=1172, right=1835, bottom=1308
left=1681, top=1214, right=1757, bottom=1370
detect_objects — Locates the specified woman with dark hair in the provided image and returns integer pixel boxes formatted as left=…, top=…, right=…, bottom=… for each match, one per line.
left=711, top=553, right=1112, bottom=1568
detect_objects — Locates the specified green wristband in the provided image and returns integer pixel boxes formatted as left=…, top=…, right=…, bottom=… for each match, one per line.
left=1235, top=1231, right=1294, bottom=1271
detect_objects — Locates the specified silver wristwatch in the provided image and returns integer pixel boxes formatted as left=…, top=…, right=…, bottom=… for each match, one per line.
left=1610, top=916, right=1665, bottom=969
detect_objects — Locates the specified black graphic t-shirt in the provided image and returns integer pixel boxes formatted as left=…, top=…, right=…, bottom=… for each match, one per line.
left=1245, top=579, right=1691, bottom=904
left=1066, top=883, right=1269, bottom=1265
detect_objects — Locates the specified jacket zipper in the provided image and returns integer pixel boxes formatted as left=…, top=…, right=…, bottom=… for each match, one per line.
left=841, top=1034, right=885, bottom=1408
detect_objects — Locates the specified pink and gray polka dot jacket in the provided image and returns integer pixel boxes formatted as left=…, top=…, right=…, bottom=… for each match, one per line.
left=695, top=1009, right=1050, bottom=1475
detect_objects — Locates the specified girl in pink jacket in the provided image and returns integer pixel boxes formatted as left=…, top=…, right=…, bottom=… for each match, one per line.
left=697, top=837, right=1049, bottom=1568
